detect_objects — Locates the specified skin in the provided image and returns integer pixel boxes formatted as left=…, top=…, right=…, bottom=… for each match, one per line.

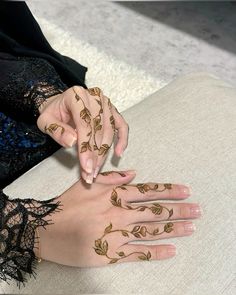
left=36, top=86, right=129, bottom=184
left=34, top=170, right=202, bottom=267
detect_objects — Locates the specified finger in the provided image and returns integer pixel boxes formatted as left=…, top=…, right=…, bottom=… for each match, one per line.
left=111, top=244, right=176, bottom=263
left=37, top=113, right=77, bottom=148
left=119, top=221, right=195, bottom=244
left=104, top=97, right=129, bottom=158
left=94, top=170, right=136, bottom=185
left=122, top=202, right=202, bottom=223
left=91, top=90, right=106, bottom=178
left=93, top=97, right=116, bottom=178
left=109, top=183, right=191, bottom=204
left=67, top=86, right=96, bottom=176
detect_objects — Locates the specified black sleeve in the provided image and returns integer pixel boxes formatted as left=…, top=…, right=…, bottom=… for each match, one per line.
left=0, top=52, right=70, bottom=123
left=0, top=189, right=63, bottom=289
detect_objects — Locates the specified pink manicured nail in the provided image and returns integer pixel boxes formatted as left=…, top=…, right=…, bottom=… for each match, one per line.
left=125, top=170, right=136, bottom=175
left=93, top=167, right=100, bottom=178
left=86, top=159, right=93, bottom=174
left=167, top=245, right=176, bottom=256
left=184, top=222, right=196, bottom=234
left=86, top=173, right=93, bottom=184
left=190, top=205, right=202, bottom=217
left=179, top=185, right=191, bottom=196
left=63, top=133, right=77, bottom=147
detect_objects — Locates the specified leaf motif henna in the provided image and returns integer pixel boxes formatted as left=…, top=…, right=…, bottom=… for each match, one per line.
left=136, top=183, right=173, bottom=193
left=93, top=222, right=174, bottom=264
left=80, top=108, right=91, bottom=124
left=110, top=115, right=115, bottom=131
left=98, top=144, right=110, bottom=156
left=72, top=87, right=94, bottom=153
left=80, top=141, right=92, bottom=153
left=44, top=123, right=65, bottom=135
left=87, top=87, right=102, bottom=97
left=100, top=171, right=126, bottom=177
left=93, top=223, right=149, bottom=263
left=164, top=222, right=174, bottom=233
left=110, top=184, right=174, bottom=219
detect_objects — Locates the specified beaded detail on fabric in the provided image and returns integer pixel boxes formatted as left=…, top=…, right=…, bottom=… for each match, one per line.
left=0, top=190, right=63, bottom=289
left=0, top=111, right=60, bottom=189
left=0, top=55, right=69, bottom=188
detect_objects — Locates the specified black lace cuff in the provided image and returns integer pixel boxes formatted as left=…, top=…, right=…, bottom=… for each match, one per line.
left=0, top=55, right=69, bottom=122
left=0, top=190, right=63, bottom=289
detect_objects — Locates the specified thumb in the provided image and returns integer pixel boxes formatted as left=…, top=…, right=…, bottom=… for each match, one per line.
left=37, top=112, right=77, bottom=148
left=94, top=170, right=136, bottom=185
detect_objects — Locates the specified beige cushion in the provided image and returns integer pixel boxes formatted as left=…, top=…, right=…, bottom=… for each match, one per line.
left=1, top=72, right=236, bottom=294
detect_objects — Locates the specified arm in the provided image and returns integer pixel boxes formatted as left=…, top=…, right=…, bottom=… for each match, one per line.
left=0, top=54, right=69, bottom=122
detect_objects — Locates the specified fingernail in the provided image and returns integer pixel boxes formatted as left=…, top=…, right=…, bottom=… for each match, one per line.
left=86, top=159, right=93, bottom=174
left=184, top=222, right=196, bottom=234
left=63, top=133, right=77, bottom=147
left=179, top=185, right=191, bottom=196
left=93, top=166, right=100, bottom=178
left=190, top=205, right=202, bottom=217
left=125, top=170, right=136, bottom=175
left=86, top=173, right=93, bottom=184
left=167, top=245, right=176, bottom=256
left=119, top=152, right=123, bottom=158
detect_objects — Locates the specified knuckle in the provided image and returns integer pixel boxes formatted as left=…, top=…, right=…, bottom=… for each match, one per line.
left=74, top=85, right=86, bottom=93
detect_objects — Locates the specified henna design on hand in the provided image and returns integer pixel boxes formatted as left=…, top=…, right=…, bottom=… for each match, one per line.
left=93, top=222, right=174, bottom=264
left=110, top=183, right=174, bottom=219
left=72, top=86, right=93, bottom=153
left=44, top=123, right=65, bottom=135
left=100, top=171, right=126, bottom=177
left=136, top=183, right=172, bottom=193
left=73, top=86, right=112, bottom=156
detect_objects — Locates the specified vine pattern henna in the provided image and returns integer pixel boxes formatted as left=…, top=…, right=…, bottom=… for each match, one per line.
left=44, top=123, right=65, bottom=135
left=100, top=171, right=127, bottom=177
left=72, top=86, right=93, bottom=153
left=88, top=87, right=103, bottom=153
left=72, top=86, right=113, bottom=156
left=88, top=87, right=113, bottom=156
left=93, top=222, right=174, bottom=264
left=110, top=183, right=174, bottom=219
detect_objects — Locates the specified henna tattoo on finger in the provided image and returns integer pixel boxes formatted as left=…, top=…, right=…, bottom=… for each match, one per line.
left=110, top=115, right=115, bottom=132
left=100, top=171, right=126, bottom=177
left=87, top=86, right=102, bottom=97
left=110, top=183, right=174, bottom=219
left=88, top=87, right=113, bottom=156
left=136, top=183, right=172, bottom=193
left=73, top=86, right=113, bottom=156
left=44, top=123, right=65, bottom=135
left=93, top=222, right=174, bottom=264
left=72, top=87, right=93, bottom=153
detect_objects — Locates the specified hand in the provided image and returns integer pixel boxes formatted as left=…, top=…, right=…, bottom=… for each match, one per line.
left=36, top=86, right=129, bottom=183
left=35, top=170, right=202, bottom=267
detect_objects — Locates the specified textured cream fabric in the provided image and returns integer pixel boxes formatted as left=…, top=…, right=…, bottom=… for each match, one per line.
left=1, top=72, right=236, bottom=294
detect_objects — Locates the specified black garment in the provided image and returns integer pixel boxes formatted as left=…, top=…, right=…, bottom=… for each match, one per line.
left=0, top=190, right=63, bottom=289
left=0, top=52, right=70, bottom=189
left=0, top=1, right=88, bottom=90
left=0, top=1, right=88, bottom=288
